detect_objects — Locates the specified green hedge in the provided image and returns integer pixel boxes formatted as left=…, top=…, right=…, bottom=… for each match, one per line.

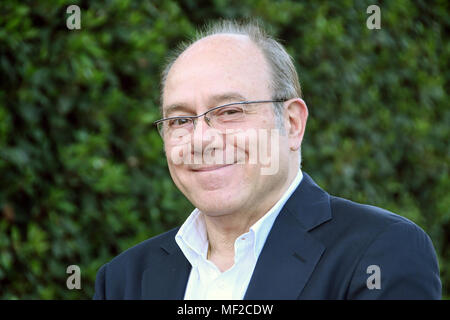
left=0, top=0, right=448, bottom=299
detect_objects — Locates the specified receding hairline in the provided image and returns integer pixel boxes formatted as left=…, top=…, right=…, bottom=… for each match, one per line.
left=164, top=33, right=270, bottom=91
left=182, top=32, right=256, bottom=52
left=160, top=20, right=302, bottom=110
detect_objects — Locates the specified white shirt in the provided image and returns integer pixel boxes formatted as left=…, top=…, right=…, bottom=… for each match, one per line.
left=175, top=170, right=303, bottom=300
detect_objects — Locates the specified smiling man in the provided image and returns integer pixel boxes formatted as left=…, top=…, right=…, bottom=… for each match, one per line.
left=93, top=20, right=441, bottom=300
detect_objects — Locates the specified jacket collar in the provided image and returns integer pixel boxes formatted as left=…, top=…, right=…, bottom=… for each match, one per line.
left=141, top=172, right=332, bottom=299
left=285, top=172, right=332, bottom=231
left=244, top=172, right=332, bottom=299
left=141, top=236, right=191, bottom=299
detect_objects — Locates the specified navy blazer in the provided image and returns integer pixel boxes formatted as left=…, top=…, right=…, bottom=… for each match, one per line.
left=93, top=173, right=441, bottom=299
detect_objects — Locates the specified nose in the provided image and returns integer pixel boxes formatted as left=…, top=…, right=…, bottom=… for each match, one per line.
left=191, top=115, right=223, bottom=160
left=193, top=114, right=212, bottom=130
left=191, top=117, right=210, bottom=152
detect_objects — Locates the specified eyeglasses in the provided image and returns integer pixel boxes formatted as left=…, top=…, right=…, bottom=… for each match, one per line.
left=154, top=100, right=286, bottom=141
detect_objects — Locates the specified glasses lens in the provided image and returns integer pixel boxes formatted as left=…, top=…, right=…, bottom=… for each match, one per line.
left=156, top=121, right=165, bottom=137
left=158, top=118, right=194, bottom=144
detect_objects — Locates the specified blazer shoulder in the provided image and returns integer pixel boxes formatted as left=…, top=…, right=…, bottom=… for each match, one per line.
left=107, top=226, right=180, bottom=268
left=93, top=227, right=181, bottom=299
left=336, top=200, right=442, bottom=299
left=314, top=195, right=432, bottom=257
left=329, top=195, right=419, bottom=233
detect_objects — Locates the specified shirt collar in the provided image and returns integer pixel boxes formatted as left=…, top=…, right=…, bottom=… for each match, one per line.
left=175, top=169, right=303, bottom=266
left=175, top=208, right=208, bottom=268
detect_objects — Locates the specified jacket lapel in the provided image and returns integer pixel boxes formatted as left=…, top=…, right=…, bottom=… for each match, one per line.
left=244, top=173, right=332, bottom=299
left=141, top=237, right=192, bottom=299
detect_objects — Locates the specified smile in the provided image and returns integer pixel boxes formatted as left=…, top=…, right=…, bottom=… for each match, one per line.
left=190, top=164, right=234, bottom=172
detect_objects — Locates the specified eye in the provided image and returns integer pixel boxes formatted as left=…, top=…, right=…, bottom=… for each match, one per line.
left=215, top=107, right=244, bottom=118
left=168, top=118, right=191, bottom=127
left=223, top=109, right=241, bottom=115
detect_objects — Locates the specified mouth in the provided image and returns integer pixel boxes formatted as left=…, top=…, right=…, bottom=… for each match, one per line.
left=190, top=163, right=234, bottom=172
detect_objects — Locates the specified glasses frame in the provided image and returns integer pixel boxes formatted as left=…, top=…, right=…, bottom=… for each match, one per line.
left=154, top=99, right=286, bottom=136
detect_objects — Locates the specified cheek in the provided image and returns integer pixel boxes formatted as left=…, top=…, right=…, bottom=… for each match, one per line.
left=165, top=142, right=192, bottom=166
left=223, top=126, right=284, bottom=167
left=165, top=148, right=189, bottom=185
left=166, top=161, right=181, bottom=184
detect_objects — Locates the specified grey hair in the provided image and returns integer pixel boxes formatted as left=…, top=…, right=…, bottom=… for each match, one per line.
left=160, top=19, right=303, bottom=166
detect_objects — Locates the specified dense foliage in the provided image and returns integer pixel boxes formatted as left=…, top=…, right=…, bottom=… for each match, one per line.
left=0, top=0, right=448, bottom=299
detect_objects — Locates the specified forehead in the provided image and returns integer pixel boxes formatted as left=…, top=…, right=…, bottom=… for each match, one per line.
left=162, top=34, right=272, bottom=110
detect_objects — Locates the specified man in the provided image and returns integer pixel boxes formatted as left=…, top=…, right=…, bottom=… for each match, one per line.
left=93, top=21, right=441, bottom=299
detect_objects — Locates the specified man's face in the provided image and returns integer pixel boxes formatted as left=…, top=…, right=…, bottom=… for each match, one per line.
left=161, top=35, right=292, bottom=217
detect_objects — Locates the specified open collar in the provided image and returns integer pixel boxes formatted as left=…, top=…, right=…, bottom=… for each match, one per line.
left=141, top=172, right=332, bottom=299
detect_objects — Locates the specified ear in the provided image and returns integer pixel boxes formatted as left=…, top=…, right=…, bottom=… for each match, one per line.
left=285, top=98, right=308, bottom=151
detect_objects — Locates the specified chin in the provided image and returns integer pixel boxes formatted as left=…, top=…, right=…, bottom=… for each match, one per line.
left=189, top=189, right=244, bottom=216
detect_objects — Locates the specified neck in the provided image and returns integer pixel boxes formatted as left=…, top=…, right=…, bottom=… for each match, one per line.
left=204, top=215, right=253, bottom=272
left=205, top=211, right=257, bottom=255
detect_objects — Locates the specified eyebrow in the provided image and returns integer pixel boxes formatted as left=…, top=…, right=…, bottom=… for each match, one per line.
left=209, top=92, right=247, bottom=106
left=163, top=92, right=247, bottom=117
left=163, top=103, right=191, bottom=117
